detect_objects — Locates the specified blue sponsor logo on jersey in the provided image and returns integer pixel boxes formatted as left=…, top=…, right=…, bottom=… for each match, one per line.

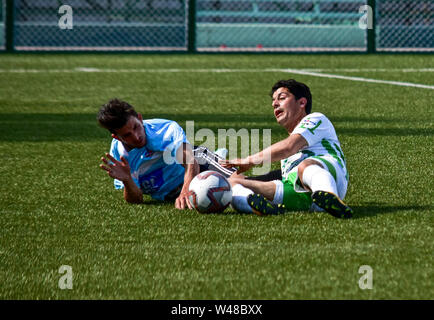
left=138, top=167, right=164, bottom=194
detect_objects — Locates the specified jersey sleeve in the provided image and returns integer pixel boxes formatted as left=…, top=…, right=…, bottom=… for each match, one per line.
left=149, top=120, right=189, bottom=163
left=291, top=113, right=332, bottom=147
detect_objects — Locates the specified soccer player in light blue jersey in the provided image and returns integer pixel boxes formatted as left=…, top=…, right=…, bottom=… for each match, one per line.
left=98, top=99, right=197, bottom=209
left=98, top=99, right=235, bottom=209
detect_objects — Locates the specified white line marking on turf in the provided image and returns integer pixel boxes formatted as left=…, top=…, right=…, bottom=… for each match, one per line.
left=75, top=67, right=101, bottom=72
left=278, top=68, right=434, bottom=90
left=1, top=68, right=433, bottom=89
left=2, top=67, right=433, bottom=73
left=309, top=68, right=434, bottom=72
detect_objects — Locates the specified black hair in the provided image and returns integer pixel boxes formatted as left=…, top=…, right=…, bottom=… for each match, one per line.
left=270, top=79, right=312, bottom=114
left=97, top=99, right=138, bottom=133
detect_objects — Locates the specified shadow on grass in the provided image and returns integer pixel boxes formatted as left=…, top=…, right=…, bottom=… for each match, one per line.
left=141, top=199, right=163, bottom=206
left=337, top=127, right=433, bottom=137
left=204, top=204, right=433, bottom=218
left=330, top=115, right=416, bottom=123
left=0, top=112, right=431, bottom=142
left=349, top=204, right=433, bottom=219
left=133, top=199, right=432, bottom=219
left=0, top=112, right=277, bottom=142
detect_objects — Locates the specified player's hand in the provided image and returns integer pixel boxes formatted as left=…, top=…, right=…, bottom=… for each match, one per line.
left=100, top=153, right=131, bottom=182
left=229, top=171, right=245, bottom=179
left=175, top=190, right=193, bottom=210
left=219, top=158, right=253, bottom=174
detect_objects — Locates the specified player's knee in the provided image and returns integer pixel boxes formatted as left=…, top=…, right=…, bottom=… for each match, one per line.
left=298, top=159, right=323, bottom=178
left=297, top=160, right=324, bottom=191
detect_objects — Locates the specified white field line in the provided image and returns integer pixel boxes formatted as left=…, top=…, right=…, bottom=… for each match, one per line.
left=1, top=67, right=433, bottom=73
left=278, top=68, right=434, bottom=90
left=0, top=67, right=433, bottom=89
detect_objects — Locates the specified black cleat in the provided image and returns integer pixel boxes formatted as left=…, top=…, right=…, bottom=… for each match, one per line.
left=311, top=191, right=353, bottom=219
left=247, top=194, right=285, bottom=216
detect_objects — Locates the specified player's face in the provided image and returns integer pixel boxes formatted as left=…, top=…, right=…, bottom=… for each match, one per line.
left=112, top=115, right=146, bottom=150
left=271, top=87, right=306, bottom=131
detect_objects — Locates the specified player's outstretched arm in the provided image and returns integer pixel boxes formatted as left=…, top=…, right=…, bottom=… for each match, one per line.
left=175, top=143, right=199, bottom=210
left=219, top=158, right=254, bottom=174
left=100, top=153, right=143, bottom=204
left=221, top=134, right=308, bottom=173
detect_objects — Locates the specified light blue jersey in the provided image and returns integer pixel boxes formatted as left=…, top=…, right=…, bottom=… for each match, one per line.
left=109, top=119, right=188, bottom=200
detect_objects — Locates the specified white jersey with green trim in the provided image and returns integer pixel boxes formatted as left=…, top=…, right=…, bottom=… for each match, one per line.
left=281, top=112, right=348, bottom=180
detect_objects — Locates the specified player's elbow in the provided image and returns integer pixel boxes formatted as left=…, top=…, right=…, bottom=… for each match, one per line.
left=124, top=192, right=143, bottom=204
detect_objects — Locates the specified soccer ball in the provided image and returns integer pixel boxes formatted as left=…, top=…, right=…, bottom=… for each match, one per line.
left=188, top=171, right=232, bottom=213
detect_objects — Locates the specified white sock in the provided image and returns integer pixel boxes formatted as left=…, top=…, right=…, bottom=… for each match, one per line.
left=231, top=184, right=254, bottom=213
left=302, top=165, right=338, bottom=195
left=272, top=180, right=284, bottom=205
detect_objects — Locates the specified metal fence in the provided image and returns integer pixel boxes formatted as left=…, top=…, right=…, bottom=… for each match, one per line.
left=1, top=0, right=433, bottom=52
left=376, top=0, right=433, bottom=51
left=196, top=0, right=367, bottom=51
left=12, top=0, right=189, bottom=51
left=0, top=0, right=5, bottom=49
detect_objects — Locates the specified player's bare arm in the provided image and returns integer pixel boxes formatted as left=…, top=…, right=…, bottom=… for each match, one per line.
left=221, top=134, right=308, bottom=173
left=100, top=153, right=143, bottom=204
left=175, top=143, right=200, bottom=210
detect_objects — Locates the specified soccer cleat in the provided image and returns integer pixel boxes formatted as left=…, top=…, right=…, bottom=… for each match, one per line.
left=247, top=193, right=285, bottom=216
left=311, top=191, right=353, bottom=219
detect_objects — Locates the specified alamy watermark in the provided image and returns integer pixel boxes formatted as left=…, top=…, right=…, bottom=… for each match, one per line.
left=186, top=121, right=272, bottom=175
left=58, top=5, right=73, bottom=30
left=162, top=121, right=272, bottom=175
left=58, top=265, right=73, bottom=289
left=359, top=5, right=373, bottom=30
left=358, top=265, right=373, bottom=290
left=58, top=4, right=372, bottom=31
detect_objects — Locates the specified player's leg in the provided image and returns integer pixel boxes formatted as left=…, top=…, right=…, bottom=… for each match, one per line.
left=245, top=169, right=282, bottom=181
left=193, top=146, right=237, bottom=178
left=297, top=159, right=338, bottom=194
left=230, top=170, right=318, bottom=215
left=297, top=158, right=352, bottom=219
left=193, top=146, right=283, bottom=215
left=228, top=177, right=285, bottom=215
left=229, top=176, right=277, bottom=201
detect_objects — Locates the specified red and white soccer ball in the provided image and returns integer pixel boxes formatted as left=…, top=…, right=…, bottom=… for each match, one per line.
left=188, top=171, right=232, bottom=213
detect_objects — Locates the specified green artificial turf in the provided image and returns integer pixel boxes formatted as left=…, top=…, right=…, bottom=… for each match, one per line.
left=0, top=54, right=433, bottom=299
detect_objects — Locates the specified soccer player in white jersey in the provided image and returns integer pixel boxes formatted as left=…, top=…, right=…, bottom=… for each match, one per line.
left=221, top=79, right=353, bottom=219
left=98, top=99, right=235, bottom=210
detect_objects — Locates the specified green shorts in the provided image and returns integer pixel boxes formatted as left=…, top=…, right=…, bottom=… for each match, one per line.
left=282, top=171, right=312, bottom=210
left=282, top=156, right=341, bottom=211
